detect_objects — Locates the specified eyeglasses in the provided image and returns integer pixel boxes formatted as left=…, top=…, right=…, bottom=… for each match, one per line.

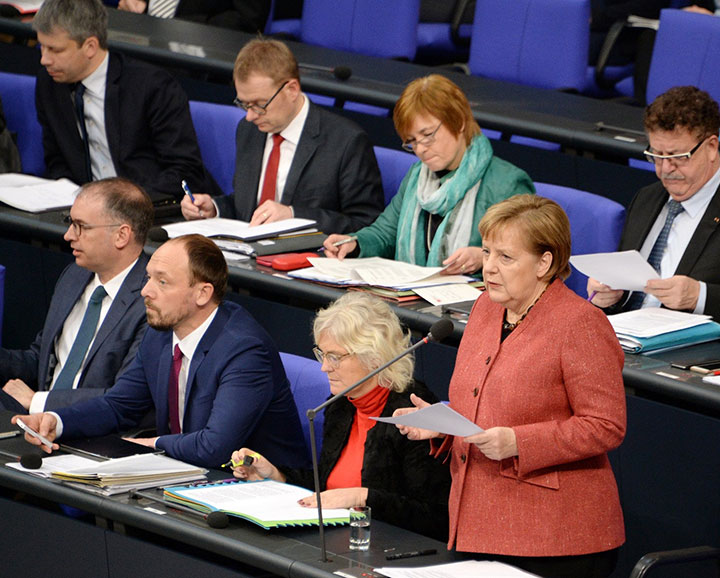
left=64, top=215, right=122, bottom=236
left=233, top=81, right=289, bottom=116
left=643, top=137, right=708, bottom=166
left=401, top=123, right=443, bottom=152
left=313, top=346, right=353, bottom=368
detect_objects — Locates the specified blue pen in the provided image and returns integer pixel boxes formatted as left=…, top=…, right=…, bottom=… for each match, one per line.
left=181, top=180, right=203, bottom=217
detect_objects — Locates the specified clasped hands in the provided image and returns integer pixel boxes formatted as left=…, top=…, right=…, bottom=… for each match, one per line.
left=393, top=394, right=518, bottom=461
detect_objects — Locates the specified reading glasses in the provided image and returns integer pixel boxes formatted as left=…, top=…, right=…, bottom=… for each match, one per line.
left=233, top=81, right=289, bottom=116
left=643, top=137, right=708, bottom=166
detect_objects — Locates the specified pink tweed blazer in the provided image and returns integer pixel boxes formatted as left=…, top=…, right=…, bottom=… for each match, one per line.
left=444, top=279, right=626, bottom=556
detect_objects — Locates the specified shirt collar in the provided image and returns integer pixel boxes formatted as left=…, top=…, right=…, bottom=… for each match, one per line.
left=172, top=306, right=219, bottom=362
left=276, top=93, right=309, bottom=146
left=92, top=258, right=138, bottom=300
left=81, top=51, right=109, bottom=97
left=677, top=165, right=720, bottom=218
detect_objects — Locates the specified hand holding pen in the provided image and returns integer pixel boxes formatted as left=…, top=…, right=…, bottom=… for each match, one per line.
left=179, top=180, right=217, bottom=220
left=322, top=234, right=357, bottom=260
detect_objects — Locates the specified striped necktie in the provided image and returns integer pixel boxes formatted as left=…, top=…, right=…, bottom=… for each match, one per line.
left=148, top=0, right=180, bottom=18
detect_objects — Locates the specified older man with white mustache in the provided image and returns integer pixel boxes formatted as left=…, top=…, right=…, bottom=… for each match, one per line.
left=588, top=86, right=720, bottom=319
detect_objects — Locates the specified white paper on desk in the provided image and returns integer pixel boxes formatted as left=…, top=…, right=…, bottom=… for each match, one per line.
left=162, top=217, right=315, bottom=241
left=413, top=283, right=482, bottom=306
left=6, top=454, right=99, bottom=477
left=353, top=261, right=445, bottom=286
left=608, top=307, right=712, bottom=338
left=569, top=250, right=659, bottom=291
left=372, top=402, right=484, bottom=437
left=0, top=173, right=79, bottom=212
left=374, top=560, right=541, bottom=578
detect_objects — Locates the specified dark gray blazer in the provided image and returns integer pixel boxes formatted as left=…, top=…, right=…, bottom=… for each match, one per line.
left=216, top=102, right=384, bottom=234
left=614, top=180, right=720, bottom=320
left=0, top=254, right=149, bottom=411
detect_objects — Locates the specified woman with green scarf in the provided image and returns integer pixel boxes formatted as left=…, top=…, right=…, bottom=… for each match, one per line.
left=323, top=75, right=534, bottom=276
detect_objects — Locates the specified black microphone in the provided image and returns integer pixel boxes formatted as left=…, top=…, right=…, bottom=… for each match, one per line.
left=20, top=453, right=43, bottom=470
left=298, top=63, right=352, bottom=81
left=131, top=490, right=230, bottom=529
left=148, top=226, right=169, bottom=243
left=306, top=318, right=454, bottom=562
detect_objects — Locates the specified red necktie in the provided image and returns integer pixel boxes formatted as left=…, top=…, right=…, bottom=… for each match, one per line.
left=259, top=133, right=284, bottom=206
left=168, top=344, right=183, bottom=434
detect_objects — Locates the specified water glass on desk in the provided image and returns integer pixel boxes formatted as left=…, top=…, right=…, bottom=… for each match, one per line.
left=349, top=506, right=371, bottom=551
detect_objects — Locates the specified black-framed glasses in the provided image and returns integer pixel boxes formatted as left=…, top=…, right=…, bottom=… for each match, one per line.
left=401, top=123, right=443, bottom=152
left=233, top=81, right=289, bottom=116
left=64, top=215, right=122, bottom=236
left=643, top=137, right=708, bottom=166
left=313, top=346, right=353, bottom=368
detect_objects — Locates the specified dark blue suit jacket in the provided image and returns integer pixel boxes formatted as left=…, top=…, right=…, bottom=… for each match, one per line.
left=56, top=301, right=309, bottom=469
left=215, top=101, right=384, bottom=234
left=0, top=255, right=149, bottom=411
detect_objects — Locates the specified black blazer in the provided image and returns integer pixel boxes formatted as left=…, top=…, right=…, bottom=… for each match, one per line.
left=216, top=102, right=384, bottom=234
left=175, top=0, right=270, bottom=32
left=35, top=51, right=220, bottom=201
left=281, top=381, right=451, bottom=541
left=615, top=180, right=720, bottom=319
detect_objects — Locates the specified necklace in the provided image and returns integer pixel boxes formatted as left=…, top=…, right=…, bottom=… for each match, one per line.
left=502, top=285, right=549, bottom=331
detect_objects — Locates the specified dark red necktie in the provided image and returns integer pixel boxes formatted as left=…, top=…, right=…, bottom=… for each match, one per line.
left=259, top=133, right=284, bottom=206
left=168, top=344, right=183, bottom=434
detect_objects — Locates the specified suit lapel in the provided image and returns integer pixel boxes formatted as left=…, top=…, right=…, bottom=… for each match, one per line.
left=282, top=103, right=320, bottom=206
left=628, top=185, right=668, bottom=250
left=104, top=53, right=122, bottom=169
left=235, top=124, right=266, bottom=219
left=676, top=183, right=720, bottom=274
left=155, top=339, right=173, bottom=435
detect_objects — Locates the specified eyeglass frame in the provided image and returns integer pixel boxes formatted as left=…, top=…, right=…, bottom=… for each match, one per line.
left=64, top=215, right=122, bottom=237
left=643, top=136, right=709, bottom=165
left=233, top=80, right=289, bottom=116
left=401, top=122, right=443, bottom=153
left=312, top=346, right=353, bottom=368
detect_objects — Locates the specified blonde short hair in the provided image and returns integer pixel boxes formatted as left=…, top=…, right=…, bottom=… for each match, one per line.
left=393, top=74, right=480, bottom=146
left=479, top=194, right=572, bottom=282
left=313, top=293, right=413, bottom=393
left=234, top=38, right=299, bottom=85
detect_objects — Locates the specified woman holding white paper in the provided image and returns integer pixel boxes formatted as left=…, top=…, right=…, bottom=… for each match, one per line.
left=322, top=75, right=534, bottom=276
left=395, top=195, right=627, bottom=578
left=229, top=292, right=451, bottom=540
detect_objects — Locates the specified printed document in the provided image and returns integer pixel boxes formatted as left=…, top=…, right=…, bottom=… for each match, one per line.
left=0, top=173, right=79, bottom=212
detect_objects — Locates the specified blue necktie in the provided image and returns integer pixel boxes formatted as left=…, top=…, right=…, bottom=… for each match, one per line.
left=626, top=200, right=684, bottom=310
left=73, top=82, right=92, bottom=182
left=53, top=286, right=107, bottom=390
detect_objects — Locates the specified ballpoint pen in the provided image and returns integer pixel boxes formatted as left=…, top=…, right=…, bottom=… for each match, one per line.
left=332, top=236, right=357, bottom=248
left=181, top=179, right=203, bottom=217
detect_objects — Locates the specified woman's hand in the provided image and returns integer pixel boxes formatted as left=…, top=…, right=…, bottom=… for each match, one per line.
left=322, top=235, right=357, bottom=259
left=229, top=448, right=285, bottom=482
left=393, top=393, right=441, bottom=440
left=297, top=487, right=368, bottom=509
left=464, top=427, right=517, bottom=461
left=442, top=246, right=483, bottom=275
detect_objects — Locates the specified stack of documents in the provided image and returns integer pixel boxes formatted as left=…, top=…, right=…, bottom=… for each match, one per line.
left=164, top=479, right=350, bottom=529
left=289, top=257, right=482, bottom=305
left=0, top=173, right=79, bottom=213
left=161, top=217, right=316, bottom=242
left=8, top=453, right=207, bottom=495
left=607, top=308, right=720, bottom=353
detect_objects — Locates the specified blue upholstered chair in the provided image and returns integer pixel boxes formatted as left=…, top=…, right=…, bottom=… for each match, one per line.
left=373, top=146, right=417, bottom=206
left=188, top=101, right=245, bottom=196
left=645, top=9, right=720, bottom=105
left=0, top=72, right=45, bottom=176
left=535, top=183, right=626, bottom=298
left=300, top=0, right=420, bottom=60
left=280, top=353, right=330, bottom=455
left=468, top=0, right=589, bottom=92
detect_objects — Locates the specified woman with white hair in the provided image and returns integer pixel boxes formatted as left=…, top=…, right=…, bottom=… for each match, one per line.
left=230, top=292, right=451, bottom=540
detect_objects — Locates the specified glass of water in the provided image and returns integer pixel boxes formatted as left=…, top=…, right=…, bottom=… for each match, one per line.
left=349, top=506, right=371, bottom=551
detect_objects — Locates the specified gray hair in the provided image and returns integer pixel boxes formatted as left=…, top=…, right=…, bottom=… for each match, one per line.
left=33, top=0, right=108, bottom=50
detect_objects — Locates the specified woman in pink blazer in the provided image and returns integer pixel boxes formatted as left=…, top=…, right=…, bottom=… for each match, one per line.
left=397, top=194, right=626, bottom=578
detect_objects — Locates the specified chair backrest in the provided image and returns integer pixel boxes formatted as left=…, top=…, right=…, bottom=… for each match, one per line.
left=188, top=101, right=245, bottom=196
left=373, top=146, right=417, bottom=206
left=646, top=9, right=720, bottom=104
left=0, top=72, right=45, bottom=176
left=468, top=0, right=589, bottom=91
left=535, top=183, right=626, bottom=298
left=280, top=352, right=330, bottom=455
left=301, top=0, right=420, bottom=60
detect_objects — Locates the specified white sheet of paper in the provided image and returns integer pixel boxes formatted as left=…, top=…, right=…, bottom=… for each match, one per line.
left=6, top=454, right=98, bottom=477
left=162, top=217, right=315, bottom=241
left=569, top=250, right=659, bottom=291
left=0, top=173, right=79, bottom=212
left=413, top=284, right=482, bottom=306
left=372, top=402, right=484, bottom=437
left=373, top=560, right=540, bottom=578
left=608, top=307, right=712, bottom=338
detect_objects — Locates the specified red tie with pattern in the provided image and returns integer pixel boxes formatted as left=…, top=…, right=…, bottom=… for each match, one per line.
left=259, top=133, right=284, bottom=206
left=168, top=344, right=182, bottom=434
